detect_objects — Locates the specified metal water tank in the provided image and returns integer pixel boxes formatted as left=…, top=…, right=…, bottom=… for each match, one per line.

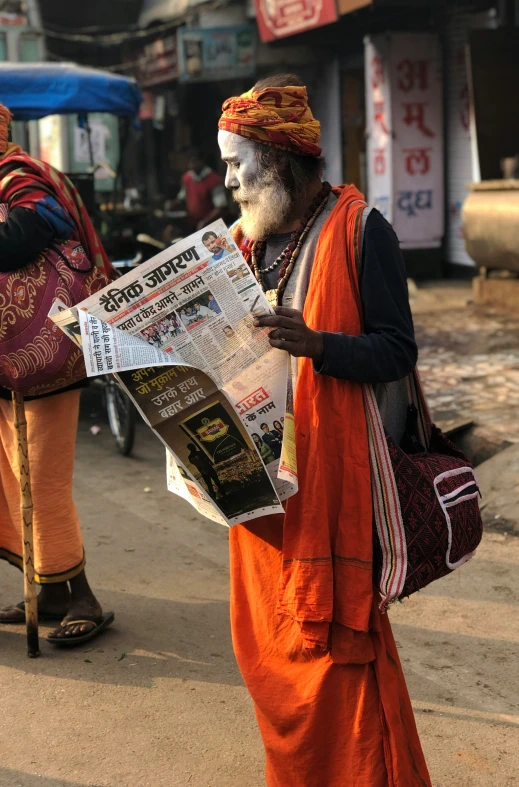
left=463, top=181, right=519, bottom=273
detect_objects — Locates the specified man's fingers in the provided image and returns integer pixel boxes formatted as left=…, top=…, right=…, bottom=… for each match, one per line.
left=254, top=306, right=307, bottom=356
left=254, top=314, right=300, bottom=329
left=268, top=337, right=301, bottom=353
left=273, top=306, right=301, bottom=318
left=268, top=327, right=300, bottom=341
left=253, top=306, right=304, bottom=327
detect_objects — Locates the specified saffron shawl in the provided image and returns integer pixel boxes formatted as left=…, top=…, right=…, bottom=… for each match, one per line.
left=233, top=185, right=373, bottom=650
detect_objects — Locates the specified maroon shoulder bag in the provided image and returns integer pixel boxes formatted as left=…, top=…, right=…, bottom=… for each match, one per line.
left=357, top=209, right=483, bottom=609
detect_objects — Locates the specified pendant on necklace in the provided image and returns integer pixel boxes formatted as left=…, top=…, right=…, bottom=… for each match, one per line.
left=265, top=289, right=278, bottom=308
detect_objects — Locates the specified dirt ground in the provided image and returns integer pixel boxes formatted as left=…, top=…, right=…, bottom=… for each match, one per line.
left=0, top=285, right=518, bottom=786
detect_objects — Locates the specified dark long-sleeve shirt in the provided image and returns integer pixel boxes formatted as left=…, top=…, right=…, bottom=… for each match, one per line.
left=261, top=209, right=417, bottom=384
left=0, top=206, right=54, bottom=271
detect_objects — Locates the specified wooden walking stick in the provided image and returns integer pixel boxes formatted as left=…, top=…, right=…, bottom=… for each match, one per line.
left=12, top=392, right=40, bottom=658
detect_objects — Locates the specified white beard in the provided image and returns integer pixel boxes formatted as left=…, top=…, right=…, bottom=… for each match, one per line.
left=234, top=177, right=294, bottom=240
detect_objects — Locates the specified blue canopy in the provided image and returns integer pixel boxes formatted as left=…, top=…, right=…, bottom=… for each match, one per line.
left=0, top=62, right=142, bottom=120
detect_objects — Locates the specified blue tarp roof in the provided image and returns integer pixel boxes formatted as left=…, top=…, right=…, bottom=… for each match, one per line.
left=0, top=63, right=142, bottom=120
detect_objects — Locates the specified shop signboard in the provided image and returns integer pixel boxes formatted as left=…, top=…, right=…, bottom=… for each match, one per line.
left=365, top=33, right=444, bottom=249
left=177, top=26, right=256, bottom=82
left=0, top=0, right=26, bottom=26
left=134, top=34, right=179, bottom=87
left=391, top=33, right=443, bottom=248
left=364, top=35, right=392, bottom=222
left=255, top=0, right=338, bottom=42
left=0, top=12, right=26, bottom=25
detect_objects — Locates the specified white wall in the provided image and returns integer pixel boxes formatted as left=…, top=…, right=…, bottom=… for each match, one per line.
left=445, top=13, right=476, bottom=266
left=445, top=10, right=496, bottom=267
left=310, top=60, right=343, bottom=187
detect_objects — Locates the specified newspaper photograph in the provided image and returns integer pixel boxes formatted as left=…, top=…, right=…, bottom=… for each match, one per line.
left=50, top=220, right=298, bottom=526
left=166, top=450, right=229, bottom=528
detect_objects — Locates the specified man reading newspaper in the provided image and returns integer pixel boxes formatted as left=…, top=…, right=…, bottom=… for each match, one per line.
left=50, top=72, right=428, bottom=786
left=218, top=75, right=431, bottom=786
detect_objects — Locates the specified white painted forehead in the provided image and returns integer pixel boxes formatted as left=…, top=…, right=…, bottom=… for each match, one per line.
left=218, top=130, right=256, bottom=161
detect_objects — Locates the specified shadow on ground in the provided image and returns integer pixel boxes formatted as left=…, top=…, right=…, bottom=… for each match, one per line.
left=0, top=766, right=102, bottom=786
left=0, top=589, right=241, bottom=689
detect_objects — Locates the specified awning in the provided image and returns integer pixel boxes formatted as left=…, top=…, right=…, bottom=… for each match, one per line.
left=0, top=63, right=142, bottom=120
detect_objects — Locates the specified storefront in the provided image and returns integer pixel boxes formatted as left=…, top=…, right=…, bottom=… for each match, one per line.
left=313, top=1, right=500, bottom=275
left=121, top=9, right=257, bottom=206
left=250, top=0, right=450, bottom=271
left=120, top=0, right=517, bottom=278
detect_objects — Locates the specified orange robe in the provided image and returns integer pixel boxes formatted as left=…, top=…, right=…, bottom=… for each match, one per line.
left=230, top=518, right=431, bottom=786
left=230, top=188, right=432, bottom=785
left=0, top=389, right=85, bottom=582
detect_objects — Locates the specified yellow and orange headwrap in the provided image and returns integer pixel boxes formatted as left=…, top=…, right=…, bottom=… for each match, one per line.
left=0, top=103, right=12, bottom=155
left=219, top=85, right=321, bottom=158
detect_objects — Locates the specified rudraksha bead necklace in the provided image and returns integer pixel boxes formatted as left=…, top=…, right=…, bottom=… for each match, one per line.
left=250, top=181, right=332, bottom=307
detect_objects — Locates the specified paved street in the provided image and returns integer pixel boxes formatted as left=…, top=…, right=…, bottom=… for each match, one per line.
left=0, top=288, right=518, bottom=786
left=413, top=283, right=519, bottom=451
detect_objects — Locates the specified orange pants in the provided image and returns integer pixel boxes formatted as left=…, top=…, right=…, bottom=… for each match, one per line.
left=230, top=516, right=432, bottom=787
left=0, top=390, right=84, bottom=583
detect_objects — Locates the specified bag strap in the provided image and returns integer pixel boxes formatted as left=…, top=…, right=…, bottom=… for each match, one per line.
left=405, top=367, right=432, bottom=450
left=362, top=383, right=407, bottom=608
left=356, top=206, right=431, bottom=448
left=356, top=207, right=431, bottom=608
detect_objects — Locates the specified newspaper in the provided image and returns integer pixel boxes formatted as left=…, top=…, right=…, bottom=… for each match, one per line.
left=50, top=220, right=297, bottom=527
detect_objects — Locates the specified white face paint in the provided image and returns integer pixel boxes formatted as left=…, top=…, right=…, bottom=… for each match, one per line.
left=218, top=130, right=259, bottom=191
left=218, top=129, right=293, bottom=239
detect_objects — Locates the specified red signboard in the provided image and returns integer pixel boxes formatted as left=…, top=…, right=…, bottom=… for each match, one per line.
left=255, top=0, right=338, bottom=43
left=0, top=14, right=26, bottom=26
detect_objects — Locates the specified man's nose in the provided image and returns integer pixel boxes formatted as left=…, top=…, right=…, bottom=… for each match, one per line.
left=225, top=168, right=238, bottom=190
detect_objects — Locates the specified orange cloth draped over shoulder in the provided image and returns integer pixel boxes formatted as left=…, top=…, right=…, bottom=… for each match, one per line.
left=229, top=187, right=431, bottom=785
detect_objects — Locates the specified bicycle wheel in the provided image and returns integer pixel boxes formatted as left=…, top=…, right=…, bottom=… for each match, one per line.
left=105, top=379, right=136, bottom=456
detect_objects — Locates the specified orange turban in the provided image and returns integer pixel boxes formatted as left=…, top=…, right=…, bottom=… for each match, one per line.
left=219, top=85, right=321, bottom=157
left=0, top=103, right=11, bottom=155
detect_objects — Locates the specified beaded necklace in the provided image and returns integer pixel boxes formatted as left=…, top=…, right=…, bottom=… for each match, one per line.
left=250, top=181, right=332, bottom=307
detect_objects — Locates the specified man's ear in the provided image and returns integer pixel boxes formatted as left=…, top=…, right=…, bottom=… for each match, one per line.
left=275, top=152, right=293, bottom=189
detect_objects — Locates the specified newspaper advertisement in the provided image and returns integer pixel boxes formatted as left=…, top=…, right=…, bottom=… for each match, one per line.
left=50, top=220, right=297, bottom=527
